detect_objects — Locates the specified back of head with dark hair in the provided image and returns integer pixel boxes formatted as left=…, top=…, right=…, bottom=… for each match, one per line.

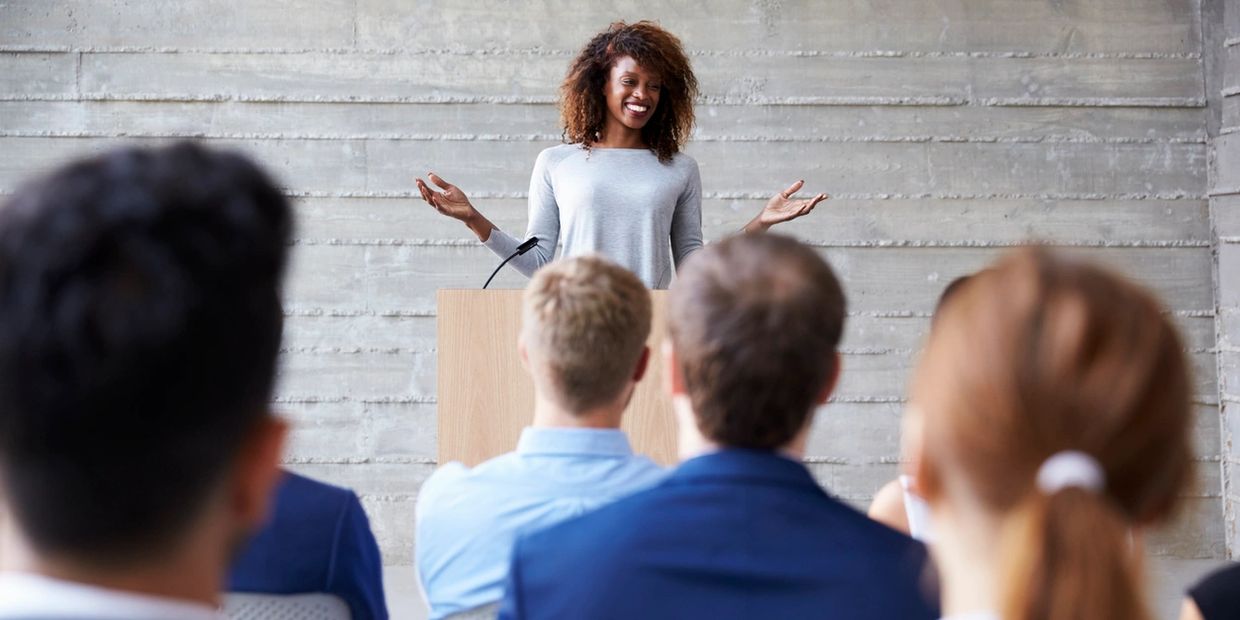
left=0, top=142, right=292, bottom=564
left=668, top=233, right=847, bottom=449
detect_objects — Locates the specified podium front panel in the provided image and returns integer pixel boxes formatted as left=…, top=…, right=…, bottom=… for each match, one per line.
left=437, top=289, right=676, bottom=467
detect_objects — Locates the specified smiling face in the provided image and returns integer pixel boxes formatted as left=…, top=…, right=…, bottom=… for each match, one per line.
left=603, top=55, right=661, bottom=134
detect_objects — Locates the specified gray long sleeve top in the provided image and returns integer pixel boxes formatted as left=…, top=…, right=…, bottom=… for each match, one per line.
left=482, top=144, right=704, bottom=289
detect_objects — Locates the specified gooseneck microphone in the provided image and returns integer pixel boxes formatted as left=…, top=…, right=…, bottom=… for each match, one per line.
left=483, top=237, right=539, bottom=289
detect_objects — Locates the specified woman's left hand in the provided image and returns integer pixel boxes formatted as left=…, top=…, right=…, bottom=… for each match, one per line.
left=746, top=180, right=828, bottom=232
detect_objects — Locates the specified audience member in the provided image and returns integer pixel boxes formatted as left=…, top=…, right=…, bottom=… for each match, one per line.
left=0, top=143, right=291, bottom=618
left=416, top=256, right=665, bottom=619
left=498, top=233, right=938, bottom=619
left=230, top=470, right=388, bottom=619
left=868, top=274, right=973, bottom=541
left=1180, top=563, right=1240, bottom=620
left=912, top=248, right=1192, bottom=620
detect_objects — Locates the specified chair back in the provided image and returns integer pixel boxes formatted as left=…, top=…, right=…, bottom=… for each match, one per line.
left=224, top=592, right=351, bottom=620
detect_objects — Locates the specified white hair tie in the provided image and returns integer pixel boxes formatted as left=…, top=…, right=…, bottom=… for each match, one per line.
left=1035, top=451, right=1105, bottom=495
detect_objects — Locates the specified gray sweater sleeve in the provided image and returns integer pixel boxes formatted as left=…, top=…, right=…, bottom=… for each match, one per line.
left=671, top=161, right=704, bottom=268
left=482, top=149, right=559, bottom=277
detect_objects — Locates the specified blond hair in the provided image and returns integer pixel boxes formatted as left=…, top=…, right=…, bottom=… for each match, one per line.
left=916, top=247, right=1193, bottom=620
left=522, top=256, right=652, bottom=412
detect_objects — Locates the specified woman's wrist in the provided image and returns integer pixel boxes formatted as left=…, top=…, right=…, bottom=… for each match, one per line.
left=463, top=210, right=495, bottom=242
left=743, top=214, right=772, bottom=234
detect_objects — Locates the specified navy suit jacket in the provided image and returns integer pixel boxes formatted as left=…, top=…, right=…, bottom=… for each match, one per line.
left=229, top=471, right=388, bottom=620
left=500, top=449, right=938, bottom=620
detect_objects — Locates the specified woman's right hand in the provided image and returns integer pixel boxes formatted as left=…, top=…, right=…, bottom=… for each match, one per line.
left=415, top=172, right=496, bottom=242
left=416, top=172, right=477, bottom=222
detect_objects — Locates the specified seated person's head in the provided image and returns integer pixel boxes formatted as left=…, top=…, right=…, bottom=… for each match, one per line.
left=666, top=233, right=846, bottom=454
left=912, top=247, right=1192, bottom=620
left=520, top=256, right=652, bottom=419
left=0, top=142, right=291, bottom=581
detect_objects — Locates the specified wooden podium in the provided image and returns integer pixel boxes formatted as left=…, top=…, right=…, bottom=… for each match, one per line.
left=437, top=289, right=677, bottom=467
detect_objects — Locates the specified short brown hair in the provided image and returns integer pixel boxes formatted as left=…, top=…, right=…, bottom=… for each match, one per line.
left=560, top=21, right=698, bottom=163
left=523, top=256, right=652, bottom=412
left=668, top=234, right=847, bottom=449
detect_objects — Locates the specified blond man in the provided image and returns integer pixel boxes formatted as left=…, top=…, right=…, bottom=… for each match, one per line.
left=414, top=256, right=665, bottom=619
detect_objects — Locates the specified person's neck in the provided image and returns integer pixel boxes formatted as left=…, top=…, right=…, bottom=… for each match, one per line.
left=674, top=397, right=812, bottom=461
left=931, top=503, right=1003, bottom=617
left=0, top=512, right=227, bottom=607
left=531, top=392, right=623, bottom=429
left=594, top=121, right=646, bottom=150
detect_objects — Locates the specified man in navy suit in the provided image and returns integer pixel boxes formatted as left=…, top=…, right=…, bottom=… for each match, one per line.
left=229, top=471, right=388, bottom=619
left=499, top=233, right=938, bottom=620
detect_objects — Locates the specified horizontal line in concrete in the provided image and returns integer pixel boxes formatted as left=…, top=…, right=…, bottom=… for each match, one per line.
left=977, top=97, right=1205, bottom=108
left=0, top=93, right=1208, bottom=108
left=283, top=456, right=437, bottom=465
left=277, top=343, right=1215, bottom=356
left=273, top=395, right=438, bottom=404
left=1228, top=38, right=1240, bottom=48
left=277, top=345, right=921, bottom=356
left=284, top=308, right=437, bottom=318
left=0, top=45, right=1204, bottom=60
left=269, top=394, right=916, bottom=406
left=0, top=130, right=1205, bottom=145
left=278, top=307, right=1217, bottom=320
left=274, top=190, right=1210, bottom=200
left=288, top=237, right=1212, bottom=249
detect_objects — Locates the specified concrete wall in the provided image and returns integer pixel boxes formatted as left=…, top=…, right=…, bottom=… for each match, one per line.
left=1212, top=0, right=1240, bottom=558
left=0, top=1, right=1224, bottom=616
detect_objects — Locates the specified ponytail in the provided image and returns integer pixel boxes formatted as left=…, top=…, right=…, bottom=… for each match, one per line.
left=1000, top=489, right=1149, bottom=620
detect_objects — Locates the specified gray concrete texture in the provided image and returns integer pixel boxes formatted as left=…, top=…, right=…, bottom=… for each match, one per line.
left=0, top=0, right=1231, bottom=617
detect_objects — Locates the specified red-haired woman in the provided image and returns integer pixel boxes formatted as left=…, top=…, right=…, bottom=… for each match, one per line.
left=911, top=248, right=1193, bottom=620
left=415, top=21, right=824, bottom=288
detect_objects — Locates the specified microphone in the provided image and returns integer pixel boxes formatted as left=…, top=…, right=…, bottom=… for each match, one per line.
left=483, top=237, right=539, bottom=289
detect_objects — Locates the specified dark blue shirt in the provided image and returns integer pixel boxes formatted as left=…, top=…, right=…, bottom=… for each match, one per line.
left=229, top=472, right=387, bottom=620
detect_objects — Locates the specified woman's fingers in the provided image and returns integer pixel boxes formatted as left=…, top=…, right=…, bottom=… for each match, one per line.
left=415, top=178, right=434, bottom=204
left=796, top=194, right=828, bottom=216
left=780, top=179, right=804, bottom=200
left=428, top=172, right=456, bottom=193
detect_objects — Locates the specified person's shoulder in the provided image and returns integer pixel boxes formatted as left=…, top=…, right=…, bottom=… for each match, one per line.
left=416, top=461, right=472, bottom=504
left=867, top=478, right=911, bottom=534
left=516, top=475, right=669, bottom=555
left=1190, top=562, right=1240, bottom=612
left=277, top=471, right=355, bottom=514
left=416, top=452, right=528, bottom=514
left=537, top=143, right=585, bottom=167
left=668, top=150, right=698, bottom=165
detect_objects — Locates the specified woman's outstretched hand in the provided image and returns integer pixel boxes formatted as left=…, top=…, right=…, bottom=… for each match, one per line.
left=414, top=172, right=495, bottom=241
left=416, top=172, right=476, bottom=221
left=744, top=180, right=828, bottom=233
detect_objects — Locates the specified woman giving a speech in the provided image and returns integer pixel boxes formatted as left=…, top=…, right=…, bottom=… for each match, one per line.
left=415, top=21, right=824, bottom=288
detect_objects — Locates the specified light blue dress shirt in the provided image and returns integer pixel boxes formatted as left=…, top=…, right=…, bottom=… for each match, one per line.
left=415, top=427, right=666, bottom=619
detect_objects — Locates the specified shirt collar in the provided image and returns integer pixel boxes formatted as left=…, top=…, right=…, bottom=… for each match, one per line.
left=0, top=571, right=224, bottom=620
left=515, top=427, right=635, bottom=458
left=671, top=448, right=822, bottom=490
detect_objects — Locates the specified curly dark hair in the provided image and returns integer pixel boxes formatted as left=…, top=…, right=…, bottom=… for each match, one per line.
left=560, top=21, right=699, bottom=163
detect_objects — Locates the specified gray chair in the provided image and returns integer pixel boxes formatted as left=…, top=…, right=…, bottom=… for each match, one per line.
left=224, top=593, right=351, bottom=620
